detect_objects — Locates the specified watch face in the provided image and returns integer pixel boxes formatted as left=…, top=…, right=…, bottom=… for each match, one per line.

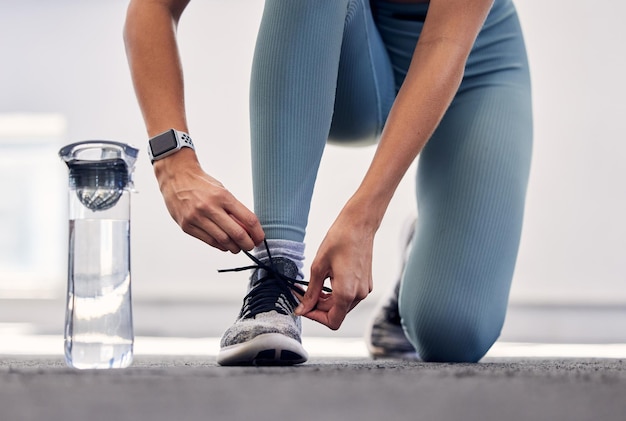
left=150, top=130, right=177, bottom=157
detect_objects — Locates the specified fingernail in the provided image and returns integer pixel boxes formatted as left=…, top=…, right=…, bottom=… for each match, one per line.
left=294, top=304, right=304, bottom=315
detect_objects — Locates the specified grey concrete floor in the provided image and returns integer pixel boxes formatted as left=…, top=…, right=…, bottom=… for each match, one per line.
left=1, top=356, right=625, bottom=421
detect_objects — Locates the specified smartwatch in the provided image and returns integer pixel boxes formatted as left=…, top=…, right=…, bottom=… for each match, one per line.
left=147, top=129, right=195, bottom=163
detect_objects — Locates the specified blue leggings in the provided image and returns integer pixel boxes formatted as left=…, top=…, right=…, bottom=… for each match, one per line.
left=250, top=0, right=532, bottom=362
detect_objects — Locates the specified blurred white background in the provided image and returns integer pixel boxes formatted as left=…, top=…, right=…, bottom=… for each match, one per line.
left=0, top=0, right=625, bottom=341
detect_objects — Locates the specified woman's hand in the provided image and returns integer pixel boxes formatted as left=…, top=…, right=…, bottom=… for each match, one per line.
left=295, top=204, right=377, bottom=330
left=154, top=148, right=265, bottom=253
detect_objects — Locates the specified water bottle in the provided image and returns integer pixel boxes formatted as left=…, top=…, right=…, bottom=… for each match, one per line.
left=59, top=140, right=138, bottom=369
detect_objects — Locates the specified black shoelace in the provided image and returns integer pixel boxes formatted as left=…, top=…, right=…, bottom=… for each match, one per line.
left=218, top=239, right=331, bottom=319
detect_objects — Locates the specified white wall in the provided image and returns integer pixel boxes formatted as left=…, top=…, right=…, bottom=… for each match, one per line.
left=0, top=0, right=624, bottom=304
left=512, top=0, right=626, bottom=303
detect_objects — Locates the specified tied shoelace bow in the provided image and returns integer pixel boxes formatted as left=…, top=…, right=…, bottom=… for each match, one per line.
left=218, top=239, right=331, bottom=318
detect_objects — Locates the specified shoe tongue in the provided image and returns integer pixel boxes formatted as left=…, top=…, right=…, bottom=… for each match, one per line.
left=251, top=257, right=299, bottom=286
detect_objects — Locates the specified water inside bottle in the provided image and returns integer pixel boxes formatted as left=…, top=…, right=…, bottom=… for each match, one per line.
left=65, top=219, right=133, bottom=369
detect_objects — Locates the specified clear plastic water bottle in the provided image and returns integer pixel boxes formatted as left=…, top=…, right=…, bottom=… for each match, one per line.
left=59, top=140, right=138, bottom=369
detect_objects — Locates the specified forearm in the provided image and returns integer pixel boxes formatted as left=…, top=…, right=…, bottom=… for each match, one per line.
left=123, top=0, right=264, bottom=252
left=123, top=0, right=190, bottom=138
left=345, top=42, right=466, bottom=230
left=343, top=0, right=494, bottom=231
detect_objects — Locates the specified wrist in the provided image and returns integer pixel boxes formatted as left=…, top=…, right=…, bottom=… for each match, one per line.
left=153, top=146, right=200, bottom=184
left=340, top=193, right=388, bottom=235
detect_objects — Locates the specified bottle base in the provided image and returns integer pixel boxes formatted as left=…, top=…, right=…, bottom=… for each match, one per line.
left=65, top=341, right=133, bottom=369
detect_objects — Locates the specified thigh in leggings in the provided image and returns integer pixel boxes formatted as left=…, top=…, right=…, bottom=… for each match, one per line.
left=251, top=0, right=394, bottom=241
left=374, top=0, right=534, bottom=362
left=328, top=0, right=395, bottom=145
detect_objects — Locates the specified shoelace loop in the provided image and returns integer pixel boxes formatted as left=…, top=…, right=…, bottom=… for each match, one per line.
left=217, top=239, right=332, bottom=317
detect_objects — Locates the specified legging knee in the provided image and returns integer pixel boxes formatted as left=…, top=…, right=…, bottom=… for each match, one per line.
left=402, top=307, right=504, bottom=363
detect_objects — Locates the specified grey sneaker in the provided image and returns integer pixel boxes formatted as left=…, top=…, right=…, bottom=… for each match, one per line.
left=366, top=281, right=419, bottom=360
left=217, top=252, right=308, bottom=366
left=366, top=217, right=420, bottom=360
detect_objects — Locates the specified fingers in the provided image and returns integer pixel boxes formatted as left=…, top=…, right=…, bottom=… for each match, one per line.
left=173, top=189, right=264, bottom=254
left=296, top=270, right=370, bottom=330
left=226, top=206, right=266, bottom=247
left=182, top=221, right=230, bottom=252
left=301, top=288, right=364, bottom=330
left=303, top=299, right=351, bottom=331
left=301, top=296, right=358, bottom=330
left=294, top=265, right=327, bottom=316
left=182, top=211, right=261, bottom=253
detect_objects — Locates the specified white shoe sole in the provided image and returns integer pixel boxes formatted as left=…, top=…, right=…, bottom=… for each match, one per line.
left=217, top=333, right=308, bottom=366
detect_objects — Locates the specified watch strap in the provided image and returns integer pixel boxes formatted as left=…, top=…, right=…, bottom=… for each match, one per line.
left=177, top=130, right=194, bottom=149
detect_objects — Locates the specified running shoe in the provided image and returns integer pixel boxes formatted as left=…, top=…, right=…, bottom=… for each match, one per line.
left=217, top=244, right=309, bottom=366
left=366, top=217, right=420, bottom=360
left=366, top=280, right=419, bottom=359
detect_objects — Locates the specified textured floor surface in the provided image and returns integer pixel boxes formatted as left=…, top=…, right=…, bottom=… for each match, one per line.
left=1, top=357, right=625, bottom=421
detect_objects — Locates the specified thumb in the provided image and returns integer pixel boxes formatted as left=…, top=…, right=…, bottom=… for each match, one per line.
left=295, top=263, right=328, bottom=315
